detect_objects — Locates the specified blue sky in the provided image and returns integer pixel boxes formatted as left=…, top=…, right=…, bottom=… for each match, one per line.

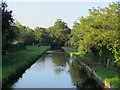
left=7, top=1, right=114, bottom=29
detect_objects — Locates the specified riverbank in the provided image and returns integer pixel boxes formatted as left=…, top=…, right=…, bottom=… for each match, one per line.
left=2, top=45, right=50, bottom=87
left=62, top=47, right=120, bottom=88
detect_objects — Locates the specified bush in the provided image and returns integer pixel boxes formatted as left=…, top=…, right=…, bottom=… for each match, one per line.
left=2, top=42, right=26, bottom=54
left=9, top=42, right=26, bottom=52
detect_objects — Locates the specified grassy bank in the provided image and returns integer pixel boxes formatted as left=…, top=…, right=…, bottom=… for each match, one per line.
left=62, top=46, right=120, bottom=88
left=2, top=46, right=50, bottom=83
left=93, top=68, right=120, bottom=88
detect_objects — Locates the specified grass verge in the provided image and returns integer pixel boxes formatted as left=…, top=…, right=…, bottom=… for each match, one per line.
left=62, top=46, right=120, bottom=88
left=2, top=45, right=50, bottom=84
left=93, top=68, right=120, bottom=88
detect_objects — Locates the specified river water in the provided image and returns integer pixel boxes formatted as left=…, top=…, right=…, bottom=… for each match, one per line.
left=8, top=50, right=101, bottom=88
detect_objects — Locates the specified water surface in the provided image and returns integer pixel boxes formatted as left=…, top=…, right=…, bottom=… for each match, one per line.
left=9, top=50, right=100, bottom=88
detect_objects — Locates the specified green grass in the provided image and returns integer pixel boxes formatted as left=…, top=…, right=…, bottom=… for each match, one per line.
left=2, top=45, right=50, bottom=82
left=62, top=47, right=77, bottom=53
left=62, top=47, right=79, bottom=57
left=62, top=47, right=90, bottom=60
left=93, top=68, right=120, bottom=88
left=62, top=46, right=120, bottom=88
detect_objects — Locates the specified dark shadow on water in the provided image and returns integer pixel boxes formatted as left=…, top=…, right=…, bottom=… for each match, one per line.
left=69, top=60, right=103, bottom=89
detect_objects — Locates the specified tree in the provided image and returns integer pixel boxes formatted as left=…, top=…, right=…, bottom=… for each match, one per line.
left=34, top=27, right=50, bottom=45
left=2, top=2, right=14, bottom=36
left=34, top=19, right=71, bottom=46
left=14, top=21, right=35, bottom=45
left=69, top=2, right=120, bottom=65
left=2, top=2, right=15, bottom=50
left=47, top=19, right=71, bottom=46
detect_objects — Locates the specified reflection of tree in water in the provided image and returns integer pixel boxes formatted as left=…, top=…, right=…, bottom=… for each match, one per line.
left=52, top=52, right=69, bottom=67
left=80, top=77, right=102, bottom=89
left=69, top=60, right=102, bottom=89
left=52, top=52, right=70, bottom=74
left=69, top=60, right=87, bottom=87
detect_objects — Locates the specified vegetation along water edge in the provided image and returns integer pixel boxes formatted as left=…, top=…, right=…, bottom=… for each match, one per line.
left=62, top=47, right=120, bottom=88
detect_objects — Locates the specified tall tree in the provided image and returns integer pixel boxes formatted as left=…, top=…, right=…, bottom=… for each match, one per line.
left=69, top=2, right=120, bottom=64
left=14, top=22, right=35, bottom=44
left=47, top=19, right=71, bottom=46
left=34, top=27, right=49, bottom=45
left=2, top=2, right=15, bottom=50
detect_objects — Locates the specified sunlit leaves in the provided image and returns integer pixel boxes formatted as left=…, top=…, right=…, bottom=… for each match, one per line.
left=69, top=2, right=120, bottom=62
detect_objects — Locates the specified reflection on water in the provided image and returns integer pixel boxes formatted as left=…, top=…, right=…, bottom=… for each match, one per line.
left=6, top=50, right=101, bottom=88
left=69, top=60, right=101, bottom=88
left=52, top=51, right=69, bottom=67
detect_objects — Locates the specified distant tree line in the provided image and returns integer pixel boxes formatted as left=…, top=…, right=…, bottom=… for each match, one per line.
left=2, top=1, right=71, bottom=52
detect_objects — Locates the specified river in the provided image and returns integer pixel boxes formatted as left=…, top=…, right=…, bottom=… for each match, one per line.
left=7, top=49, right=101, bottom=88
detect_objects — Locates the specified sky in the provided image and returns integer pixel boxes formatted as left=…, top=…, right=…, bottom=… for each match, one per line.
left=5, top=0, right=118, bottom=29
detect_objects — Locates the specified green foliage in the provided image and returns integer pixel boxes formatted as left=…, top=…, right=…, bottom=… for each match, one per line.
left=2, top=2, right=35, bottom=51
left=2, top=2, right=15, bottom=50
left=34, top=27, right=50, bottom=45
left=9, top=42, right=26, bottom=52
left=14, top=21, right=35, bottom=45
left=47, top=19, right=71, bottom=46
left=2, top=2, right=71, bottom=49
left=2, top=2, right=14, bottom=38
left=69, top=2, right=120, bottom=64
left=34, top=19, right=71, bottom=46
